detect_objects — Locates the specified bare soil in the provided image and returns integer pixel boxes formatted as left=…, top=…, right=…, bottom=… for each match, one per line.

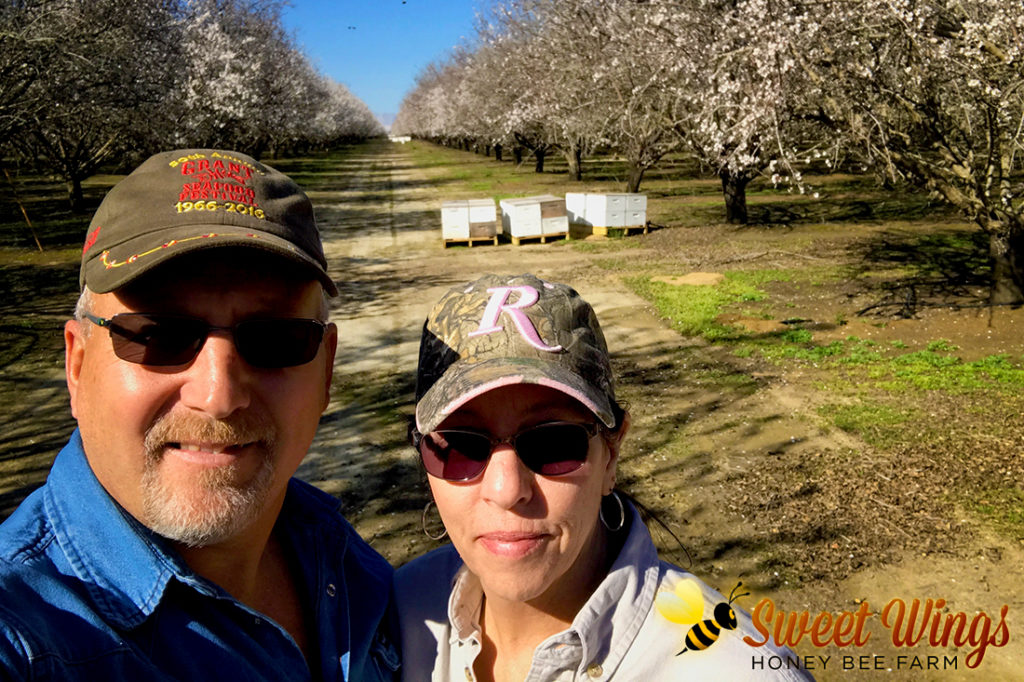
left=1, top=140, right=1022, bottom=680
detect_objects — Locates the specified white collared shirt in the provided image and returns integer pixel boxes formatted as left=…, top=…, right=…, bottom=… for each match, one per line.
left=395, top=506, right=814, bottom=681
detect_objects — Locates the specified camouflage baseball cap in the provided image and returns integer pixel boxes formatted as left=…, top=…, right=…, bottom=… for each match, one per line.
left=79, top=149, right=337, bottom=295
left=415, top=273, right=616, bottom=434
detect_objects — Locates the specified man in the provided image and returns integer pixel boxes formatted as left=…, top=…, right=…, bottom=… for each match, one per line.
left=0, top=149, right=399, bottom=680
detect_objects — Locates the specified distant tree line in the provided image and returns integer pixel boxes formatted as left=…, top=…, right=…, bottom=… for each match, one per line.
left=394, top=0, right=1024, bottom=303
left=1, top=0, right=383, bottom=211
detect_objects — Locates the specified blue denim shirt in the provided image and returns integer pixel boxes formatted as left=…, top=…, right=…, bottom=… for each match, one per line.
left=0, top=430, right=400, bottom=681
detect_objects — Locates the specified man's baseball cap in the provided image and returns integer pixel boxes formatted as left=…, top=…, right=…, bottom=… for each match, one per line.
left=415, top=273, right=616, bottom=434
left=79, top=149, right=337, bottom=295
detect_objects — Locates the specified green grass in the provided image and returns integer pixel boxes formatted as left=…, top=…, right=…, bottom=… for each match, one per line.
left=818, top=402, right=917, bottom=447
left=624, top=272, right=781, bottom=339
left=970, top=488, right=1024, bottom=537
left=751, top=333, right=1024, bottom=393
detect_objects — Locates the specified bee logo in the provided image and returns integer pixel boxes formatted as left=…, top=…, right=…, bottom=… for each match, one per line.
left=654, top=579, right=750, bottom=655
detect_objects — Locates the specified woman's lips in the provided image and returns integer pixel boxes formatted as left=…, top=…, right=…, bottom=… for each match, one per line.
left=477, top=532, right=549, bottom=558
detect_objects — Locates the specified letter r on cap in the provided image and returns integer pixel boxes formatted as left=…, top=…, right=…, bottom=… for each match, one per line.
left=468, top=286, right=563, bottom=352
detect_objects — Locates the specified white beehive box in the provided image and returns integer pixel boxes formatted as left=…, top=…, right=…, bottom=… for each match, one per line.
left=499, top=195, right=567, bottom=238
left=566, top=193, right=647, bottom=229
left=441, top=199, right=497, bottom=240
left=565, top=193, right=588, bottom=225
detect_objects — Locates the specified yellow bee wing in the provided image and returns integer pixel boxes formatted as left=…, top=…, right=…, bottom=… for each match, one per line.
left=654, top=578, right=704, bottom=624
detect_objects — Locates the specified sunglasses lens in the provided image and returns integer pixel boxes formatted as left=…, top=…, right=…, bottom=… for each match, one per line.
left=516, top=423, right=591, bottom=475
left=235, top=319, right=326, bottom=368
left=419, top=431, right=491, bottom=481
left=418, top=422, right=594, bottom=481
left=107, top=314, right=205, bottom=366
left=103, top=315, right=325, bottom=368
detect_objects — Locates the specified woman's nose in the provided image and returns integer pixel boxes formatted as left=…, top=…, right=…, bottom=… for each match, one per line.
left=478, top=444, right=533, bottom=509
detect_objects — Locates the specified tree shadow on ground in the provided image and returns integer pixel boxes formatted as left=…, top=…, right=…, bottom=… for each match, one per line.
left=315, top=207, right=439, bottom=242
left=607, top=339, right=809, bottom=576
left=0, top=261, right=80, bottom=316
left=847, top=227, right=991, bottom=315
left=302, top=364, right=431, bottom=564
left=329, top=266, right=455, bottom=320
left=0, top=178, right=101, bottom=249
left=0, top=258, right=80, bottom=519
left=748, top=193, right=957, bottom=226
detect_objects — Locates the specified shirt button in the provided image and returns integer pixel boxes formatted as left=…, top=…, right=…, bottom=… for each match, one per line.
left=587, top=662, right=603, bottom=678
left=326, top=583, right=337, bottom=597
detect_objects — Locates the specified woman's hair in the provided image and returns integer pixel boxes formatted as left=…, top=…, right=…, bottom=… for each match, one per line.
left=614, top=489, right=693, bottom=569
left=601, top=399, right=693, bottom=568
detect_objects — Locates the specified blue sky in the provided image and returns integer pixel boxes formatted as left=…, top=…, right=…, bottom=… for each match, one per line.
left=282, top=0, right=483, bottom=126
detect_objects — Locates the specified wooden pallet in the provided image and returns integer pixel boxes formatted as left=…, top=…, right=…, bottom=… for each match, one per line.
left=509, top=232, right=568, bottom=246
left=443, top=235, right=500, bottom=248
left=590, top=224, right=649, bottom=237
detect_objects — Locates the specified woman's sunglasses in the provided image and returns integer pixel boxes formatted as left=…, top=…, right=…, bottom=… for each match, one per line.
left=83, top=312, right=327, bottom=368
left=414, top=421, right=599, bottom=481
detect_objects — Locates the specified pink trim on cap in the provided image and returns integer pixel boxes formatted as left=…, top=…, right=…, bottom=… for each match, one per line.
left=533, top=377, right=609, bottom=425
left=435, top=375, right=526, bottom=426
left=417, top=374, right=612, bottom=432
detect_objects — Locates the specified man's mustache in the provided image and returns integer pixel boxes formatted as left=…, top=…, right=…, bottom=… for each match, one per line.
left=143, top=411, right=277, bottom=457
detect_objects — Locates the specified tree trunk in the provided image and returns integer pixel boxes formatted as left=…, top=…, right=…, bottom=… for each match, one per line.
left=494, top=144, right=503, bottom=162
left=720, top=170, right=751, bottom=224
left=534, top=148, right=545, bottom=173
left=626, top=164, right=646, bottom=193
left=484, top=144, right=491, bottom=157
left=989, top=228, right=1024, bottom=305
left=564, top=145, right=583, bottom=181
left=513, top=146, right=523, bottom=165
left=67, top=177, right=85, bottom=213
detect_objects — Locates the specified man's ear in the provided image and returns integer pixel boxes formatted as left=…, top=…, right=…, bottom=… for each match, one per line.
left=65, top=319, right=86, bottom=419
left=320, top=322, right=338, bottom=411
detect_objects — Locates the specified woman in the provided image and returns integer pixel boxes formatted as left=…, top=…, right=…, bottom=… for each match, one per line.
left=396, top=274, right=810, bottom=681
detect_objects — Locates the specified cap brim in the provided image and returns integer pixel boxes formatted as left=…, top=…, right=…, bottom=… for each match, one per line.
left=415, top=357, right=615, bottom=434
left=81, top=223, right=338, bottom=296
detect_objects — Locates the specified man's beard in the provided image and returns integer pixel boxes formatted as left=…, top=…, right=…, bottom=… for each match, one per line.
left=141, top=412, right=278, bottom=547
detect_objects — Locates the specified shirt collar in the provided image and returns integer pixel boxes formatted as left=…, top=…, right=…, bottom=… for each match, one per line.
left=43, top=430, right=188, bottom=630
left=569, top=506, right=661, bottom=676
left=43, top=432, right=352, bottom=633
left=447, top=563, right=483, bottom=645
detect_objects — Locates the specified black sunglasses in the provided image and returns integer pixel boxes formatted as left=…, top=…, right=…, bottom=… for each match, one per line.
left=413, top=421, right=599, bottom=481
left=83, top=312, right=327, bottom=368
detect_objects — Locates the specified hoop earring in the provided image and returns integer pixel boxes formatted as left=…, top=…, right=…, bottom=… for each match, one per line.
left=599, top=490, right=625, bottom=532
left=422, top=500, right=448, bottom=540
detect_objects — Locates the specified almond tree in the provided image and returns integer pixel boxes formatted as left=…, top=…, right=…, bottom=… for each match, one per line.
left=172, top=0, right=330, bottom=157
left=392, top=58, right=464, bottom=145
left=5, top=0, right=380, bottom=211
left=310, top=77, right=384, bottom=147
left=16, top=0, right=185, bottom=210
left=810, top=0, right=1024, bottom=303
left=0, top=0, right=61, bottom=148
left=636, top=0, right=829, bottom=223
left=484, top=0, right=604, bottom=178
left=586, top=0, right=684, bottom=192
